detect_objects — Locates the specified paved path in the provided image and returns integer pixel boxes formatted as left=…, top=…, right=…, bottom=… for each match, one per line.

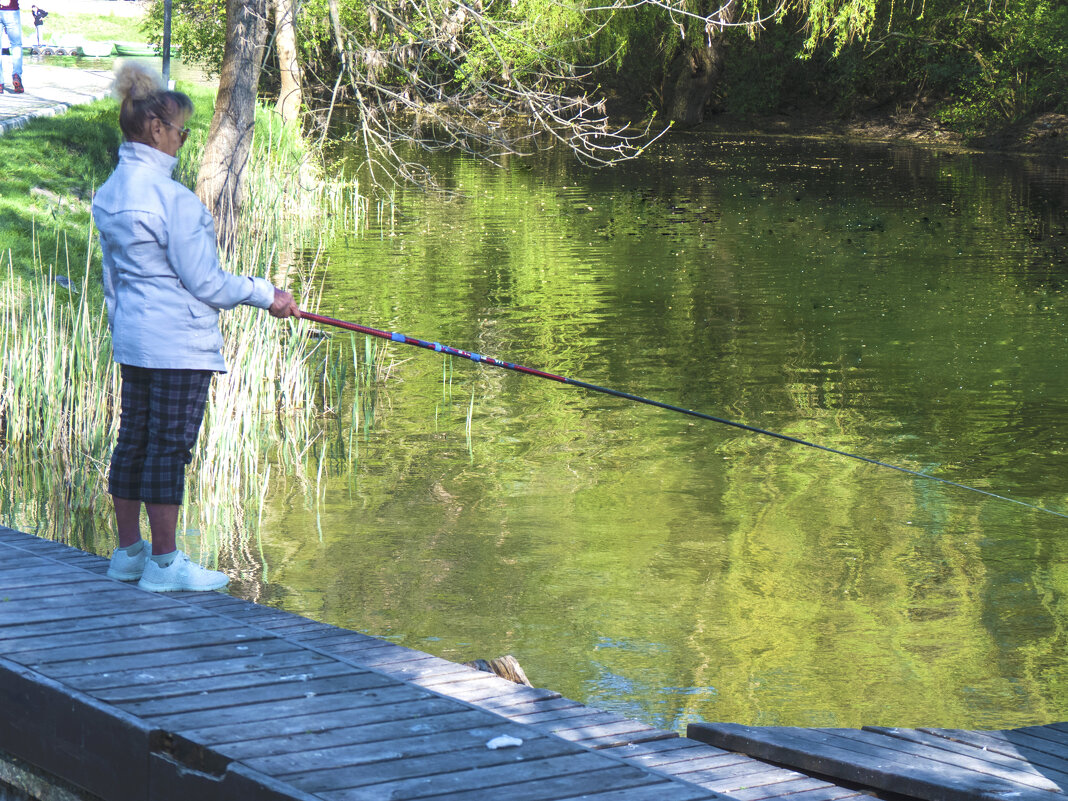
left=0, top=63, right=112, bottom=135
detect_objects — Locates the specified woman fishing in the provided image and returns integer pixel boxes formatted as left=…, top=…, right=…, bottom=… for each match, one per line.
left=93, top=62, right=299, bottom=592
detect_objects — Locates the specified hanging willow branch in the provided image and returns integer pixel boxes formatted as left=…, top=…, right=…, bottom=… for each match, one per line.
left=313, top=0, right=673, bottom=190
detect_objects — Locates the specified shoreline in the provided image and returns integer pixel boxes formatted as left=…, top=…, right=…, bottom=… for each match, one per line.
left=681, top=109, right=1068, bottom=158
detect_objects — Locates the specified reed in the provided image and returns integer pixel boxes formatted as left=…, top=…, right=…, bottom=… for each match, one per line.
left=0, top=103, right=393, bottom=579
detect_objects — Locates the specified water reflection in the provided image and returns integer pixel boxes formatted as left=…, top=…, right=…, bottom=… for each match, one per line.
left=268, top=136, right=1066, bottom=732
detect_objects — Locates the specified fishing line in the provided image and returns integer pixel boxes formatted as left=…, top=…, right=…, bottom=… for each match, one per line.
left=299, top=310, right=1068, bottom=521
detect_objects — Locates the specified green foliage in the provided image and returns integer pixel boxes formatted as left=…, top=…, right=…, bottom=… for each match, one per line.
left=927, top=0, right=1068, bottom=133
left=720, top=24, right=805, bottom=114
left=143, top=0, right=1065, bottom=140
left=144, top=0, right=228, bottom=75
left=799, top=0, right=878, bottom=54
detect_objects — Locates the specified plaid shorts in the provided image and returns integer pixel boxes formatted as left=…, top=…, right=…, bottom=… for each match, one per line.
left=108, top=365, right=214, bottom=505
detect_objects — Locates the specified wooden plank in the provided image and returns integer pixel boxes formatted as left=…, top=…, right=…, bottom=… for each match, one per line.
left=655, top=752, right=763, bottom=775
left=301, top=635, right=398, bottom=649
left=0, top=558, right=105, bottom=579
left=149, top=677, right=422, bottom=732
left=1012, top=725, right=1068, bottom=754
left=545, top=778, right=719, bottom=801
left=603, top=742, right=724, bottom=767
left=216, top=607, right=295, bottom=622
left=696, top=765, right=813, bottom=793
left=731, top=782, right=869, bottom=801
left=49, top=551, right=106, bottom=567
left=416, top=672, right=527, bottom=696
left=767, top=788, right=870, bottom=801
left=559, top=728, right=677, bottom=750
left=18, top=627, right=275, bottom=671
left=284, top=630, right=382, bottom=648
left=256, top=620, right=339, bottom=636
left=0, top=554, right=55, bottom=571
left=688, top=723, right=1059, bottom=801
left=470, top=686, right=563, bottom=710
left=93, top=656, right=355, bottom=703
left=829, top=727, right=1067, bottom=793
left=543, top=717, right=670, bottom=742
left=0, top=605, right=205, bottom=642
left=719, top=776, right=840, bottom=801
left=36, top=636, right=294, bottom=679
left=508, top=705, right=624, bottom=726
left=0, top=594, right=177, bottom=627
left=244, top=709, right=509, bottom=778
left=0, top=612, right=229, bottom=654
left=312, top=751, right=651, bottom=801
left=603, top=737, right=710, bottom=761
left=0, top=539, right=73, bottom=555
left=207, top=695, right=475, bottom=753
left=332, top=645, right=435, bottom=667
left=932, top=726, right=1068, bottom=765
left=0, top=573, right=105, bottom=595
left=384, top=767, right=677, bottom=801
left=252, top=725, right=579, bottom=788
left=10, top=623, right=262, bottom=666
left=543, top=714, right=655, bottom=739
left=476, top=696, right=578, bottom=721
left=170, top=593, right=249, bottom=608
left=118, top=670, right=390, bottom=719
left=375, top=660, right=490, bottom=683
left=0, top=584, right=134, bottom=616
left=182, top=685, right=442, bottom=744
left=872, top=726, right=1068, bottom=784
left=66, top=643, right=320, bottom=691
left=350, top=648, right=443, bottom=667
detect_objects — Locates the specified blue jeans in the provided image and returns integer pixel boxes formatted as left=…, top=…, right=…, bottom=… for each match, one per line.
left=0, top=10, right=22, bottom=86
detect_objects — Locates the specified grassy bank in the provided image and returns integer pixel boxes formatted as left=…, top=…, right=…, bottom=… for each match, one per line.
left=21, top=0, right=149, bottom=45
left=0, top=85, right=376, bottom=577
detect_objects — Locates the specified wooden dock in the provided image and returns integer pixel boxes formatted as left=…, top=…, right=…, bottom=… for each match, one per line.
left=0, top=525, right=878, bottom=801
left=689, top=722, right=1068, bottom=801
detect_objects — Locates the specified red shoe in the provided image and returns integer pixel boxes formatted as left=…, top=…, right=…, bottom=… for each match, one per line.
left=11, top=74, right=23, bottom=93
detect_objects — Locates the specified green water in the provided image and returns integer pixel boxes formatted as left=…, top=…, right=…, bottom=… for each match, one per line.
left=261, top=136, right=1068, bottom=732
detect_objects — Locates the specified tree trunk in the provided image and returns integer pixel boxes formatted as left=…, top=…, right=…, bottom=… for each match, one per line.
left=196, top=0, right=269, bottom=249
left=666, top=41, right=725, bottom=126
left=274, top=0, right=302, bottom=124
left=665, top=6, right=737, bottom=127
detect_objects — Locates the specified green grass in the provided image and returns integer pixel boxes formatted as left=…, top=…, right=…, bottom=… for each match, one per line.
left=38, top=11, right=149, bottom=45
left=0, top=102, right=121, bottom=284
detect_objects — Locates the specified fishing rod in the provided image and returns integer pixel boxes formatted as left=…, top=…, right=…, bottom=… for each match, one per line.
left=299, top=310, right=1068, bottom=521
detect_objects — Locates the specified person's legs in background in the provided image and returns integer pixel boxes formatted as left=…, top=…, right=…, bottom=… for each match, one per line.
left=0, top=10, right=23, bottom=93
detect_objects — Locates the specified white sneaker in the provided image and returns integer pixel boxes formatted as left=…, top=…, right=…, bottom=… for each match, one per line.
left=137, top=551, right=229, bottom=592
left=106, top=541, right=152, bottom=581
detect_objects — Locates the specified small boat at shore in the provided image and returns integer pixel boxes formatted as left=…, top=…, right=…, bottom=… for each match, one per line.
left=113, top=42, right=159, bottom=57
left=78, top=41, right=116, bottom=58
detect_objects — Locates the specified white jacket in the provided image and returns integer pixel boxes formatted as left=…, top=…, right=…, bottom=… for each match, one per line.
left=92, top=142, right=275, bottom=371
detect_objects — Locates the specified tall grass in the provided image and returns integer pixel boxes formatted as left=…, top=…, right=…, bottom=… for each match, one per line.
left=0, top=103, right=392, bottom=581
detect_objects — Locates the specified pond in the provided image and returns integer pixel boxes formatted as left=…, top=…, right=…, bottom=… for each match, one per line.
left=74, top=133, right=1068, bottom=733
left=250, top=134, right=1068, bottom=733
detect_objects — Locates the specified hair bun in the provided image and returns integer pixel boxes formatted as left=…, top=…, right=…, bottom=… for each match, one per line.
left=113, top=61, right=164, bottom=103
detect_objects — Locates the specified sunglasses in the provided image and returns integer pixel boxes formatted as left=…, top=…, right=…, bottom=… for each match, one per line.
left=159, top=119, right=190, bottom=144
